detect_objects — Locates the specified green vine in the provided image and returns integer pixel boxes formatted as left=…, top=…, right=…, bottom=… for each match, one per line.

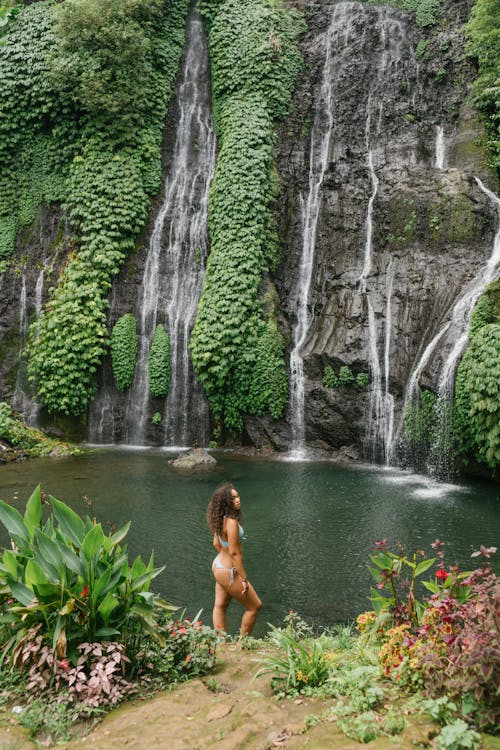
left=360, top=0, right=443, bottom=27
left=0, top=0, right=190, bottom=414
left=453, top=282, right=500, bottom=469
left=190, top=0, right=305, bottom=430
left=465, top=0, right=500, bottom=176
left=148, top=324, right=170, bottom=398
left=323, top=365, right=369, bottom=389
left=110, top=313, right=138, bottom=392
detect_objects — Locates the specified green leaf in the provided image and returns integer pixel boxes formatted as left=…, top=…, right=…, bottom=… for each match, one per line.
left=24, top=485, right=42, bottom=538
left=9, top=581, right=35, bottom=606
left=97, top=591, right=119, bottom=625
left=1, top=549, right=18, bottom=578
left=25, top=558, right=49, bottom=587
left=422, top=580, right=440, bottom=594
left=50, top=496, right=85, bottom=547
left=82, top=524, right=105, bottom=562
left=95, top=627, right=121, bottom=637
left=35, top=529, right=63, bottom=572
left=415, top=558, right=436, bottom=577
left=109, top=521, right=131, bottom=547
left=0, top=500, right=29, bottom=544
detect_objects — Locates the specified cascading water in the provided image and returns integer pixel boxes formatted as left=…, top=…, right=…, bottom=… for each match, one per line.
left=288, top=3, right=418, bottom=461
left=12, top=267, right=44, bottom=424
left=402, top=177, right=500, bottom=476
left=88, top=13, right=215, bottom=447
left=288, top=8, right=337, bottom=457
left=435, top=125, right=446, bottom=169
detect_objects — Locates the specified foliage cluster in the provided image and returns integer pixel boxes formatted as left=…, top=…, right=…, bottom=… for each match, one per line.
left=190, top=0, right=305, bottom=430
left=360, top=539, right=499, bottom=733
left=0, top=488, right=220, bottom=739
left=454, top=281, right=500, bottom=469
left=0, top=401, right=78, bottom=457
left=322, top=365, right=369, bottom=389
left=361, top=0, right=443, bottom=27
left=110, top=313, right=138, bottom=392
left=0, top=0, right=189, bottom=414
left=466, top=0, right=500, bottom=175
left=148, top=324, right=171, bottom=398
left=404, top=389, right=437, bottom=455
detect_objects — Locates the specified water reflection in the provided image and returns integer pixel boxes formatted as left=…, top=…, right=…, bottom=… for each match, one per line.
left=0, top=451, right=498, bottom=637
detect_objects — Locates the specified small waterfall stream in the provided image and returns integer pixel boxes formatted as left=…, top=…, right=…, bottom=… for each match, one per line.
left=88, top=14, right=215, bottom=447
left=435, top=125, right=446, bottom=169
left=288, top=6, right=337, bottom=457
left=12, top=267, right=44, bottom=425
left=403, top=177, right=500, bottom=474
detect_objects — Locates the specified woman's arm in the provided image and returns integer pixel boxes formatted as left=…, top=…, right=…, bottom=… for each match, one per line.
left=213, top=531, right=222, bottom=552
left=226, top=518, right=249, bottom=593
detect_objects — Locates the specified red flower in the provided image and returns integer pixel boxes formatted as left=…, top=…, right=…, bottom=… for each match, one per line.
left=435, top=569, right=448, bottom=580
left=58, top=658, right=70, bottom=671
left=185, top=654, right=191, bottom=662
left=80, top=585, right=89, bottom=597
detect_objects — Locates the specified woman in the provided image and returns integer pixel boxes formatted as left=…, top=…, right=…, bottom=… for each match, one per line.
left=207, top=483, right=262, bottom=636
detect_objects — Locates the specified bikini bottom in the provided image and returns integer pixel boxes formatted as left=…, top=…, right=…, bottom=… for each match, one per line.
left=213, top=553, right=237, bottom=585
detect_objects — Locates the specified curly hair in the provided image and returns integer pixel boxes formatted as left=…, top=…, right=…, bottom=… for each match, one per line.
left=207, top=483, right=240, bottom=535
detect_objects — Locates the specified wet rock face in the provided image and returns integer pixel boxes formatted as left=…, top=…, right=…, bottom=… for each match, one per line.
left=250, top=0, right=498, bottom=458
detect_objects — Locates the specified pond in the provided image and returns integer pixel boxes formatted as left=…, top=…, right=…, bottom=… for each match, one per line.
left=0, top=449, right=498, bottom=637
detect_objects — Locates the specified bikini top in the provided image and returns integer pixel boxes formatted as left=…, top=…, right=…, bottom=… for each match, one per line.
left=218, top=521, right=245, bottom=548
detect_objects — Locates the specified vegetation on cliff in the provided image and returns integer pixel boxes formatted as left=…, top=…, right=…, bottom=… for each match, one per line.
left=189, top=0, right=305, bottom=430
left=454, top=281, right=500, bottom=470
left=0, top=0, right=189, bottom=415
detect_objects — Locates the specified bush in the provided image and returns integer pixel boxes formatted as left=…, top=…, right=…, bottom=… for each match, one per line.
left=111, top=313, right=138, bottom=391
left=0, top=486, right=172, bottom=662
left=148, top=324, right=170, bottom=398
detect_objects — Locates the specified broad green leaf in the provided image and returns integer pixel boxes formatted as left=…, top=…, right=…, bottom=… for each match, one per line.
left=50, top=496, right=85, bottom=547
left=109, top=521, right=131, bottom=547
left=25, top=559, right=49, bottom=587
left=422, top=580, right=440, bottom=594
left=0, top=500, right=29, bottom=544
left=95, top=627, right=120, bottom=637
left=415, top=558, right=436, bottom=577
left=97, top=592, right=119, bottom=625
left=32, top=550, right=61, bottom=583
left=82, top=524, right=105, bottom=562
left=9, top=581, right=35, bottom=606
left=24, top=486, right=42, bottom=538
left=35, top=529, right=63, bottom=572
left=130, top=555, right=147, bottom=578
left=59, top=545, right=84, bottom=577
left=34, top=583, right=61, bottom=599
left=93, top=568, right=111, bottom=599
left=1, top=549, right=18, bottom=578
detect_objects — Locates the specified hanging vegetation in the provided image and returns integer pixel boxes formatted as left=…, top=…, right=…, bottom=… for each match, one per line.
left=0, top=0, right=189, bottom=413
left=190, top=0, right=305, bottom=430
left=148, top=324, right=171, bottom=398
left=111, top=313, right=138, bottom=392
left=454, top=281, right=500, bottom=470
left=465, top=0, right=500, bottom=176
left=360, top=0, right=443, bottom=27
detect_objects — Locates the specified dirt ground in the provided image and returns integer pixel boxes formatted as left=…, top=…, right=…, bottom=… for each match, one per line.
left=0, top=645, right=498, bottom=750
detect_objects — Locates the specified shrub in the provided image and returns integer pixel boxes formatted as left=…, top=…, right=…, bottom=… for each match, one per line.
left=111, top=313, right=138, bottom=391
left=0, top=486, right=172, bottom=662
left=254, top=625, right=329, bottom=695
left=148, top=324, right=170, bottom=398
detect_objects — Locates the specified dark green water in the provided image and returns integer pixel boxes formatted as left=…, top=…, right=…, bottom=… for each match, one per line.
left=0, top=449, right=498, bottom=637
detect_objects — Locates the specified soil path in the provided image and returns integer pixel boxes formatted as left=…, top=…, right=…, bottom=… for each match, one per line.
left=1, top=645, right=497, bottom=750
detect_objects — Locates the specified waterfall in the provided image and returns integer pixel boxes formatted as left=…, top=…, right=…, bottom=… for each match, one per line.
left=288, top=7, right=337, bottom=457
left=12, top=268, right=44, bottom=425
left=435, top=125, right=446, bottom=169
left=403, top=177, right=500, bottom=475
left=88, top=13, right=215, bottom=447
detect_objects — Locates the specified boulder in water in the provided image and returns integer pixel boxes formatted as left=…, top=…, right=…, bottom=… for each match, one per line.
left=168, top=447, right=217, bottom=470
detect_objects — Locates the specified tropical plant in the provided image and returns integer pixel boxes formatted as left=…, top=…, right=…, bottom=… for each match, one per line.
left=254, top=625, right=329, bottom=695
left=0, top=486, right=173, bottom=664
left=110, top=313, right=138, bottom=391
left=148, top=324, right=170, bottom=398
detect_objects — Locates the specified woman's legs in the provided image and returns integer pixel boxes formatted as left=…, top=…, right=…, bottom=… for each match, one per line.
left=212, top=568, right=262, bottom=636
left=213, top=580, right=231, bottom=631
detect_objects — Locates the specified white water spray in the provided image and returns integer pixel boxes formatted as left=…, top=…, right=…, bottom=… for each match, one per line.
left=435, top=125, right=446, bottom=169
